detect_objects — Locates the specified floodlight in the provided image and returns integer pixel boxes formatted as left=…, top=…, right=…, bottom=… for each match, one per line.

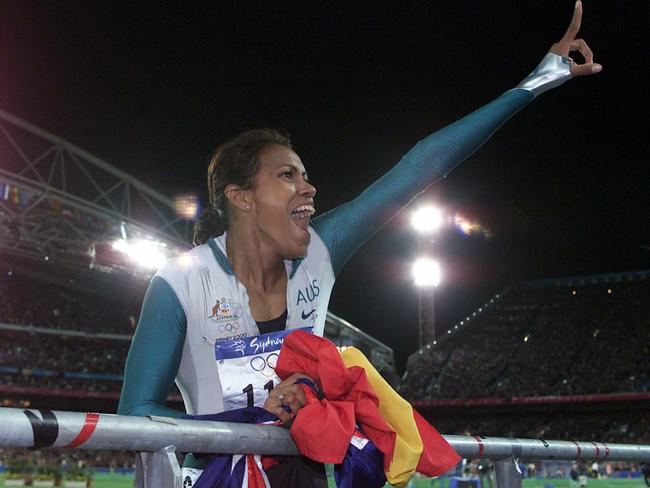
left=112, top=238, right=168, bottom=270
left=411, top=206, right=443, bottom=233
left=128, top=239, right=167, bottom=269
left=412, top=257, right=441, bottom=287
left=112, top=238, right=128, bottom=253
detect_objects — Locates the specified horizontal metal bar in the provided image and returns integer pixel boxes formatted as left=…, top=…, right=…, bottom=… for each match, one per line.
left=446, top=435, right=650, bottom=461
left=0, top=408, right=648, bottom=461
left=0, top=408, right=299, bottom=456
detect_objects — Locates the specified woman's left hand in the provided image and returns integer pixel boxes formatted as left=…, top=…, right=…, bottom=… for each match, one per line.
left=549, top=0, right=602, bottom=76
left=263, top=372, right=311, bottom=422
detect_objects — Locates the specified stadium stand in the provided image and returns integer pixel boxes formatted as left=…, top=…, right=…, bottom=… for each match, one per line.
left=431, top=410, right=650, bottom=444
left=0, top=266, right=141, bottom=334
left=0, top=263, right=157, bottom=413
left=1, top=266, right=648, bottom=461
left=401, top=271, right=650, bottom=400
left=0, top=331, right=127, bottom=375
left=399, top=270, right=650, bottom=448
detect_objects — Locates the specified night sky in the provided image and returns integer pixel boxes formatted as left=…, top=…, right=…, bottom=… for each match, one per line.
left=1, top=1, right=647, bottom=370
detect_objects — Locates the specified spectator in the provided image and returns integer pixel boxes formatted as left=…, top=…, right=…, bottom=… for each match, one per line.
left=401, top=277, right=650, bottom=401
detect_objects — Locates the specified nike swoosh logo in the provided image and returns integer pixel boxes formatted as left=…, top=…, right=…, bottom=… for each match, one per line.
left=301, top=309, right=316, bottom=320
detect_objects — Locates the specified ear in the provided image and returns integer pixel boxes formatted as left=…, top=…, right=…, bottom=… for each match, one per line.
left=224, top=184, right=252, bottom=212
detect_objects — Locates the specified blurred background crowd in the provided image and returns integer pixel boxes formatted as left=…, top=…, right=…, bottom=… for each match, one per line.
left=1, top=267, right=648, bottom=475
left=400, top=279, right=650, bottom=400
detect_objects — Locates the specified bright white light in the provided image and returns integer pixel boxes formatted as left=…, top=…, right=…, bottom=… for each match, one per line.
left=411, top=206, right=443, bottom=233
left=112, top=238, right=128, bottom=253
left=412, top=257, right=441, bottom=287
left=130, top=239, right=167, bottom=269
left=112, top=238, right=168, bottom=270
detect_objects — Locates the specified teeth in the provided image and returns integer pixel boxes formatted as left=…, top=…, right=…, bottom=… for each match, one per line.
left=292, top=205, right=315, bottom=217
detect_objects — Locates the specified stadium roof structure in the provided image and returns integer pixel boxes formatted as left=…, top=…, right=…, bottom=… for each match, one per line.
left=0, top=109, right=192, bottom=287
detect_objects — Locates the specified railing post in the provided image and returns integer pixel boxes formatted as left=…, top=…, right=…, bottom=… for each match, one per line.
left=494, top=456, right=522, bottom=488
left=134, top=445, right=182, bottom=488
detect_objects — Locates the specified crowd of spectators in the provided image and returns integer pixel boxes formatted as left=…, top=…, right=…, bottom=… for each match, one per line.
left=1, top=373, right=121, bottom=393
left=0, top=329, right=184, bottom=396
left=1, top=266, right=648, bottom=460
left=0, top=268, right=141, bottom=333
left=0, top=330, right=129, bottom=393
left=0, top=331, right=129, bottom=375
left=430, top=410, right=650, bottom=445
left=401, top=276, right=650, bottom=400
left=0, top=447, right=137, bottom=471
left=6, top=265, right=647, bottom=404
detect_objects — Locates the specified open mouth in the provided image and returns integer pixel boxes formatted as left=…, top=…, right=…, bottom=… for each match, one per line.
left=291, top=204, right=315, bottom=231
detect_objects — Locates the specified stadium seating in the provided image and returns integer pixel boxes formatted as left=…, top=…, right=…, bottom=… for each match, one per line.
left=401, top=274, right=650, bottom=400
left=0, top=268, right=140, bottom=334
left=1, top=268, right=648, bottom=445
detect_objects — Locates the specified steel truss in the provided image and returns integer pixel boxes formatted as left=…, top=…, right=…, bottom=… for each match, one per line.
left=0, top=110, right=191, bottom=281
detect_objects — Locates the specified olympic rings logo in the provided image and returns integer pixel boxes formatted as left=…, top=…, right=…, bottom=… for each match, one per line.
left=249, top=353, right=279, bottom=378
left=218, top=322, right=240, bottom=333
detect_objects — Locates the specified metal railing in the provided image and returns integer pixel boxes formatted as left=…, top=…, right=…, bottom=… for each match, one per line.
left=1, top=407, right=648, bottom=488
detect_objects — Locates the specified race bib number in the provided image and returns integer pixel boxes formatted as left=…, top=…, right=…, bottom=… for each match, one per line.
left=215, top=327, right=312, bottom=411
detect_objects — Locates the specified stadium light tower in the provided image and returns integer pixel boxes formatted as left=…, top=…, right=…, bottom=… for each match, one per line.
left=413, top=257, right=441, bottom=350
left=411, top=204, right=443, bottom=349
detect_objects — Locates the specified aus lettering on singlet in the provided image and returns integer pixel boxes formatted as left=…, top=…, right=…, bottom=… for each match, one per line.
left=215, top=327, right=313, bottom=410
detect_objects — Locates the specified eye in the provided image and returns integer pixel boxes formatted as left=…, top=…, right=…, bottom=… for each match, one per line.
left=280, top=168, right=294, bottom=179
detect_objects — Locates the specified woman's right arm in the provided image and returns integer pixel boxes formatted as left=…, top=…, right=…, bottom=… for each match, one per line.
left=117, top=276, right=187, bottom=419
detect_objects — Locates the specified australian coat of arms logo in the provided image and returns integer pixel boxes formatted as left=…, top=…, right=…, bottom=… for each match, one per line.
left=208, top=297, right=242, bottom=322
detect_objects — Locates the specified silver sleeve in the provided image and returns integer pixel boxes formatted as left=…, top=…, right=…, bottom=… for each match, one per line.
left=515, top=52, right=573, bottom=97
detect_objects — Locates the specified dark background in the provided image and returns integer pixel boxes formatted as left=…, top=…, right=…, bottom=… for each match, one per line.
left=1, top=1, right=647, bottom=371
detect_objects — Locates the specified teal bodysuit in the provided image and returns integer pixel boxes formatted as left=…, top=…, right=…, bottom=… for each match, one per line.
left=118, top=53, right=573, bottom=419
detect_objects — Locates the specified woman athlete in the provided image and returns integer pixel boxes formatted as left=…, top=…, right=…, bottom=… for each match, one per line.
left=118, top=0, right=600, bottom=481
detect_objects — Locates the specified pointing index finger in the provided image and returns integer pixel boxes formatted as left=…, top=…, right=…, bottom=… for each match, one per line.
left=560, top=0, right=583, bottom=46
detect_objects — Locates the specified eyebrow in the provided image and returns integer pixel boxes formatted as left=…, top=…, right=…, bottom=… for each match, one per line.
left=279, top=163, right=309, bottom=179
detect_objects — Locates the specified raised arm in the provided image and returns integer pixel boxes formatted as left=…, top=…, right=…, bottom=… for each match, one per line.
left=117, top=276, right=187, bottom=418
left=312, top=1, right=601, bottom=275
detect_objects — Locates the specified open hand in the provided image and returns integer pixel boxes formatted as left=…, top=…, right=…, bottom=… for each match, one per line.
left=549, top=1, right=602, bottom=76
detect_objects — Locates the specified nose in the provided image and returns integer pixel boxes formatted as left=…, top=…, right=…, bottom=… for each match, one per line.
left=299, top=178, right=316, bottom=199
